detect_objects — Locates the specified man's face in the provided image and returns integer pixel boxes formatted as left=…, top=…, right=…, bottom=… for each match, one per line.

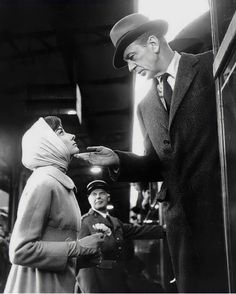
left=88, top=188, right=110, bottom=212
left=123, top=36, right=160, bottom=80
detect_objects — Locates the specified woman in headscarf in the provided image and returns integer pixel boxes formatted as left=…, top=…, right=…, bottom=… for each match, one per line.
left=4, top=116, right=104, bottom=293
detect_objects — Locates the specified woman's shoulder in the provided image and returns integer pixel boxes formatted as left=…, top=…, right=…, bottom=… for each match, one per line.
left=26, top=169, right=59, bottom=191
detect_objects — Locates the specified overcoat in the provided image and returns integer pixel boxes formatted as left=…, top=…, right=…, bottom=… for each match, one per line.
left=76, top=209, right=164, bottom=293
left=4, top=166, right=81, bottom=293
left=116, top=51, right=228, bottom=293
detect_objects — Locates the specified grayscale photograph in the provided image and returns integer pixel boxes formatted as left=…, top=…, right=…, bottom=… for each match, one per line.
left=0, top=0, right=235, bottom=293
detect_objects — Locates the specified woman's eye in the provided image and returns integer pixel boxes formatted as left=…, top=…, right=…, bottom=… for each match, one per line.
left=57, top=130, right=64, bottom=135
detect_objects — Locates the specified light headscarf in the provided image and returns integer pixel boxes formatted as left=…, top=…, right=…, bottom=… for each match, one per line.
left=22, top=117, right=71, bottom=171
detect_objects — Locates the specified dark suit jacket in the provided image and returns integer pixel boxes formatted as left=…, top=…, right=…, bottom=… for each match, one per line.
left=76, top=209, right=164, bottom=293
left=116, top=52, right=228, bottom=293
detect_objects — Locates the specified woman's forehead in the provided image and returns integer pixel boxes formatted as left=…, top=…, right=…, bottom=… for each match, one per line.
left=55, top=124, right=63, bottom=131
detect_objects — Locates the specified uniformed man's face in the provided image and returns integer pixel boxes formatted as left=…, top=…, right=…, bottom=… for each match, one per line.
left=88, top=188, right=110, bottom=212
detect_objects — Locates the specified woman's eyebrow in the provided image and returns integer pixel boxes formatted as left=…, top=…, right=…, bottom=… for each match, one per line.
left=55, top=126, right=64, bottom=132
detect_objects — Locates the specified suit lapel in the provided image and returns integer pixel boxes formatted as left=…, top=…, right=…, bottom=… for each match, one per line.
left=169, top=53, right=199, bottom=129
left=108, top=215, right=120, bottom=232
left=144, top=80, right=169, bottom=130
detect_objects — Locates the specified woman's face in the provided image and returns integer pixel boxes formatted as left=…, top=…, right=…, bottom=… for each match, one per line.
left=55, top=125, right=80, bottom=155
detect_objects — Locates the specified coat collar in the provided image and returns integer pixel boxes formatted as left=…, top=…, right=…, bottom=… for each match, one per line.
left=144, top=53, right=199, bottom=131
left=168, top=53, right=199, bottom=128
left=88, top=209, right=119, bottom=231
left=36, top=166, right=75, bottom=190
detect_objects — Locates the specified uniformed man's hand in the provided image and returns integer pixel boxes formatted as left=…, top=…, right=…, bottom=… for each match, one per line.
left=74, top=146, right=120, bottom=167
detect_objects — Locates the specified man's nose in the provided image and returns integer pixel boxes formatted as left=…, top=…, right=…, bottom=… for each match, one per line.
left=70, top=133, right=75, bottom=140
left=127, top=61, right=136, bottom=72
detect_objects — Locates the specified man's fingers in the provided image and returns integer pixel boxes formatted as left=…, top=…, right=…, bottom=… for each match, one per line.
left=73, top=153, right=90, bottom=160
left=87, top=146, right=101, bottom=152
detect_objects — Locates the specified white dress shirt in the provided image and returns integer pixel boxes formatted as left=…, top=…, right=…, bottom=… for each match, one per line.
left=93, top=208, right=108, bottom=219
left=156, top=51, right=181, bottom=109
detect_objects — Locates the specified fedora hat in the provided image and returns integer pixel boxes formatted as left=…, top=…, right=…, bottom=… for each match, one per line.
left=110, top=13, right=168, bottom=69
left=87, top=180, right=110, bottom=195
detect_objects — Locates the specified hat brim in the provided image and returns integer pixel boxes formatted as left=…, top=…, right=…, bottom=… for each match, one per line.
left=87, top=184, right=110, bottom=195
left=113, top=19, right=168, bottom=69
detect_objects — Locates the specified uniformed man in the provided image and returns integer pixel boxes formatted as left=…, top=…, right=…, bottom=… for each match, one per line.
left=75, top=180, right=165, bottom=293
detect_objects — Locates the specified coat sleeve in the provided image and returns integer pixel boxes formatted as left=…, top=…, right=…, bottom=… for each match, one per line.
left=9, top=177, right=69, bottom=271
left=76, top=217, right=96, bottom=271
left=115, top=151, right=163, bottom=182
left=114, top=104, right=163, bottom=182
left=122, top=223, right=165, bottom=240
left=78, top=218, right=91, bottom=239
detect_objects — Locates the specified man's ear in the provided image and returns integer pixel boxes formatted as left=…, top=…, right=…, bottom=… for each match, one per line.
left=147, top=35, right=160, bottom=53
left=88, top=195, right=92, bottom=206
left=107, top=194, right=110, bottom=202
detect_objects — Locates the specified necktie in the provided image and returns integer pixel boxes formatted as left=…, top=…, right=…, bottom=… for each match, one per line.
left=106, top=215, right=113, bottom=227
left=162, top=73, right=173, bottom=113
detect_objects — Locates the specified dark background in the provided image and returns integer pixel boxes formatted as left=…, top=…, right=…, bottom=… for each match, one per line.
left=0, top=0, right=211, bottom=228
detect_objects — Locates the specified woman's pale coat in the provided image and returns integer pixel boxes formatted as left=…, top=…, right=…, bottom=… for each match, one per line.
left=4, top=166, right=81, bottom=293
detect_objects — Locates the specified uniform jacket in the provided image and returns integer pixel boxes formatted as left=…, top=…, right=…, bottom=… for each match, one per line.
left=115, top=52, right=228, bottom=293
left=76, top=209, right=164, bottom=293
left=4, top=166, right=81, bottom=293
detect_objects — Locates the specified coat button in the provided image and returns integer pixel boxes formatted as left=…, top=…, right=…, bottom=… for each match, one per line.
left=163, top=139, right=170, bottom=145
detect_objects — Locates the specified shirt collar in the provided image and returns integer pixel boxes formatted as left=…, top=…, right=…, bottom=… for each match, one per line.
left=166, top=51, right=181, bottom=79
left=155, top=51, right=181, bottom=81
left=92, top=208, right=108, bottom=218
left=36, top=166, right=75, bottom=190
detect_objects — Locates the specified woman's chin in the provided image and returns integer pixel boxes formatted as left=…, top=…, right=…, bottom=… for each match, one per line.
left=72, top=148, right=80, bottom=155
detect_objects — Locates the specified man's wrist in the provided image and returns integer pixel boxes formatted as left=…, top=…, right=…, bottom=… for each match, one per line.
left=113, top=152, right=120, bottom=167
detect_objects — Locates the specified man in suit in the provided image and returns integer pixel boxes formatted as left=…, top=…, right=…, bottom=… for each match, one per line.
left=75, top=14, right=228, bottom=292
left=76, top=180, right=165, bottom=293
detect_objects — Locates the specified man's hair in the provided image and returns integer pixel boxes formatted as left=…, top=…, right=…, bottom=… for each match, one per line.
left=44, top=116, right=62, bottom=131
left=136, top=31, right=165, bottom=45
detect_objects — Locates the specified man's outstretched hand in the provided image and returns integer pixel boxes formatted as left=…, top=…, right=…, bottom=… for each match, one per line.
left=74, top=146, right=120, bottom=167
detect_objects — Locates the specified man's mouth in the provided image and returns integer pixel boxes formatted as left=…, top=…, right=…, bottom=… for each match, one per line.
left=138, top=69, right=146, bottom=76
